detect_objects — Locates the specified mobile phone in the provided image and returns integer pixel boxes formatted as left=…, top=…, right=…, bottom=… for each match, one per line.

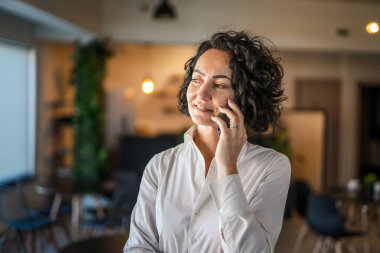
left=217, top=98, right=240, bottom=136
left=217, top=112, right=230, bottom=136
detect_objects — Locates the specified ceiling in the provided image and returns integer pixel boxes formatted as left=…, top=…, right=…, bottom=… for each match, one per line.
left=0, top=0, right=379, bottom=53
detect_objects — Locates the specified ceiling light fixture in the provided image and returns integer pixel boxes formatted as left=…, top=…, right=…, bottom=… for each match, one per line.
left=336, top=27, right=350, bottom=38
left=153, top=0, right=177, bottom=20
left=366, top=22, right=379, bottom=34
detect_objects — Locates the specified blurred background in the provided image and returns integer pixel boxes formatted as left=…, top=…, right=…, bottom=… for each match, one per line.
left=1, top=0, right=380, bottom=252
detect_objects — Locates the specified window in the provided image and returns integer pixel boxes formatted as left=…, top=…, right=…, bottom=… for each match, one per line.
left=0, top=39, right=36, bottom=184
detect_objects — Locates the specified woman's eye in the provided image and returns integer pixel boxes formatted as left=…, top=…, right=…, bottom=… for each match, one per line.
left=215, top=83, right=225, bottom=89
left=191, top=79, right=201, bottom=84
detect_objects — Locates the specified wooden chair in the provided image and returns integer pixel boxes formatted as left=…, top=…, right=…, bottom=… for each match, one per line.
left=306, top=192, right=369, bottom=253
left=0, top=182, right=69, bottom=253
left=292, top=180, right=312, bottom=253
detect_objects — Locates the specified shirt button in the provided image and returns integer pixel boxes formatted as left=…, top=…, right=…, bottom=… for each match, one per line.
left=219, top=209, right=225, bottom=214
left=192, top=238, right=197, bottom=243
left=195, top=211, right=200, bottom=216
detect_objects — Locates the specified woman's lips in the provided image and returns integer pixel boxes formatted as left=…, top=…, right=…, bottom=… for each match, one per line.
left=193, top=104, right=213, bottom=114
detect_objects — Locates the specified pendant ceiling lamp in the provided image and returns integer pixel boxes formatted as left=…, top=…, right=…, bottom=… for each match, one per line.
left=153, top=0, right=177, bottom=20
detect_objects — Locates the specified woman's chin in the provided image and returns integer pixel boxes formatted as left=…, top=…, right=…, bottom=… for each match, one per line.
left=190, top=112, right=218, bottom=126
left=192, top=118, right=215, bottom=127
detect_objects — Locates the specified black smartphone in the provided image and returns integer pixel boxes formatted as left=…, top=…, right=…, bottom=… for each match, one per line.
left=217, top=98, right=240, bottom=136
left=217, top=112, right=230, bottom=136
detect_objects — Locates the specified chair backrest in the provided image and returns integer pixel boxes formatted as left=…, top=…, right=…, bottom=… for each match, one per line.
left=0, top=184, right=28, bottom=222
left=306, top=192, right=345, bottom=238
left=293, top=180, right=311, bottom=217
left=109, top=170, right=140, bottom=213
left=106, top=183, right=139, bottom=225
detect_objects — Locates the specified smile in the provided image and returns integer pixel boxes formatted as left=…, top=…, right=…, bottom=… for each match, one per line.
left=192, top=103, right=214, bottom=114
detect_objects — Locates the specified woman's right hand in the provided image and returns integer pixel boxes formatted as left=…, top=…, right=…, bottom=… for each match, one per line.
left=211, top=99, right=247, bottom=179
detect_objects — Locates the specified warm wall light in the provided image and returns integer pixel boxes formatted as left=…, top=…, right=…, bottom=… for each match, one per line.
left=124, top=87, right=137, bottom=101
left=142, top=78, right=154, bottom=94
left=366, top=22, right=379, bottom=34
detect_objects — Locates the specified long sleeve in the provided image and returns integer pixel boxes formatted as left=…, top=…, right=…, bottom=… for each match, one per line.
left=209, top=154, right=291, bottom=253
left=124, top=126, right=291, bottom=252
left=124, top=155, right=160, bottom=253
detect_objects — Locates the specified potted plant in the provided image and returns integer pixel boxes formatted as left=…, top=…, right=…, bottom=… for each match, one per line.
left=71, top=39, right=112, bottom=192
left=362, top=172, right=378, bottom=200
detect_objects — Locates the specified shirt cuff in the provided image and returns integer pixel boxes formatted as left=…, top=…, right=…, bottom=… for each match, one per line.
left=208, top=174, right=250, bottom=216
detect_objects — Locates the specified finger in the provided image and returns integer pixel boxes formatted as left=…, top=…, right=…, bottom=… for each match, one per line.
left=211, top=116, right=228, bottom=134
left=227, top=98, right=244, bottom=124
left=218, top=107, right=238, bottom=126
left=227, top=98, right=244, bottom=118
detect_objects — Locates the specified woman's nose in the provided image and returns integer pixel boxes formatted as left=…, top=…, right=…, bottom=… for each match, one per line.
left=197, top=81, right=212, bottom=100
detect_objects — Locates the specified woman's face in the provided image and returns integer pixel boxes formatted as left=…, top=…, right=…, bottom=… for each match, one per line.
left=186, top=49, right=235, bottom=126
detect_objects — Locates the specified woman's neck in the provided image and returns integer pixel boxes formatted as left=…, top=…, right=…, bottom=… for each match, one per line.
left=194, top=125, right=219, bottom=177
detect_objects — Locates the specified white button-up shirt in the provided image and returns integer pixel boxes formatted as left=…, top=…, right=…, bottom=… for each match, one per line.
left=124, top=126, right=291, bottom=253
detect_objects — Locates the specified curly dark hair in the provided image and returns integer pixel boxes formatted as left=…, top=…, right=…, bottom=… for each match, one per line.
left=177, top=31, right=286, bottom=132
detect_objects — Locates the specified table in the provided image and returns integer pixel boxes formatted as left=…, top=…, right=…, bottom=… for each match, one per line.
left=35, top=177, right=85, bottom=240
left=328, top=186, right=380, bottom=232
left=58, top=233, right=129, bottom=253
left=36, top=177, right=116, bottom=240
left=35, top=177, right=75, bottom=217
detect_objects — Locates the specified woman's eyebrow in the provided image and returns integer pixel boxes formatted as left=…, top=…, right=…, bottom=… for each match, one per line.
left=213, top=74, right=231, bottom=81
left=193, top=69, right=231, bottom=81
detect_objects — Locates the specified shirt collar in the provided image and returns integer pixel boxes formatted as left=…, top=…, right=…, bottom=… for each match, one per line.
left=184, top=125, right=197, bottom=144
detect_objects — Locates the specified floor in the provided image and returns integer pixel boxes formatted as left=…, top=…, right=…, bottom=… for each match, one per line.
left=1, top=213, right=379, bottom=253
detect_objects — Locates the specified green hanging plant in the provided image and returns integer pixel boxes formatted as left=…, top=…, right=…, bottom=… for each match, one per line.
left=262, top=125, right=292, bottom=159
left=71, top=39, right=112, bottom=192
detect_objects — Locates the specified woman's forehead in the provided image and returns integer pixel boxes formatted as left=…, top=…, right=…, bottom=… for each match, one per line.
left=193, top=49, right=232, bottom=76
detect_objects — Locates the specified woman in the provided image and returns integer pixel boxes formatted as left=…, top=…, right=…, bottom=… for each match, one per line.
left=124, top=31, right=291, bottom=253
